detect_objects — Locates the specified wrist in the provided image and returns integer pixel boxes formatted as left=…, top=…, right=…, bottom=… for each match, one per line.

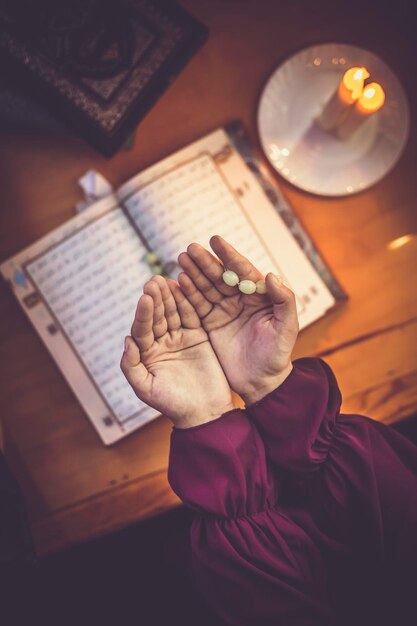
left=173, top=400, right=235, bottom=430
left=241, top=362, right=293, bottom=406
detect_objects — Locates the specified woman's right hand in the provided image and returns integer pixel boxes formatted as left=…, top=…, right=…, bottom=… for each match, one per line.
left=177, top=236, right=299, bottom=405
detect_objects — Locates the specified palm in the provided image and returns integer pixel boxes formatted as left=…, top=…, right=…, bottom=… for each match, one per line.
left=121, top=275, right=234, bottom=428
left=139, top=327, right=220, bottom=421
left=206, top=296, right=295, bottom=394
left=178, top=236, right=299, bottom=402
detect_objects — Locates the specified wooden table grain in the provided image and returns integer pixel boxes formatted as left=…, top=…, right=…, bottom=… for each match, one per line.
left=1, top=0, right=416, bottom=556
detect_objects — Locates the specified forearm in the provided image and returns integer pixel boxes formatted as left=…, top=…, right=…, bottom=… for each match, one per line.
left=168, top=409, right=334, bottom=625
left=245, top=358, right=340, bottom=475
left=244, top=356, right=417, bottom=621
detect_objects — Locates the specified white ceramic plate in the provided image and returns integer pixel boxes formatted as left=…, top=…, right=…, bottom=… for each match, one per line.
left=257, top=43, right=410, bottom=196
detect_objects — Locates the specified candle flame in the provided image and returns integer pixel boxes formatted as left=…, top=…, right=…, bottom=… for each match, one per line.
left=358, top=82, right=385, bottom=112
left=340, top=67, right=370, bottom=102
left=364, top=87, right=376, bottom=99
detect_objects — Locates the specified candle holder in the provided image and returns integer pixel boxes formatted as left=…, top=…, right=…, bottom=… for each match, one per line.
left=257, top=43, right=409, bottom=196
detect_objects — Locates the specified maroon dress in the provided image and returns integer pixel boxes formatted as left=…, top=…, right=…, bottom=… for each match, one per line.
left=168, top=358, right=417, bottom=625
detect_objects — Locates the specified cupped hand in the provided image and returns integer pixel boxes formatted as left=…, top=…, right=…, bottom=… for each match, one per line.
left=121, top=274, right=234, bottom=429
left=177, top=236, right=299, bottom=405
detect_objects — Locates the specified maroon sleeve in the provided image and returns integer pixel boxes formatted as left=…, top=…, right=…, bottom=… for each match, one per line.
left=247, top=358, right=417, bottom=624
left=246, top=358, right=342, bottom=476
left=168, top=409, right=334, bottom=626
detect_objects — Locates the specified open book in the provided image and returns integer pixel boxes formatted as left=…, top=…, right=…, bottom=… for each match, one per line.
left=0, top=122, right=344, bottom=445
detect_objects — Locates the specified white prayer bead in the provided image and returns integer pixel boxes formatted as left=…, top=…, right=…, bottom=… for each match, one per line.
left=145, top=252, right=160, bottom=265
left=238, top=279, right=256, bottom=294
left=255, top=280, right=267, bottom=294
left=222, top=270, right=239, bottom=286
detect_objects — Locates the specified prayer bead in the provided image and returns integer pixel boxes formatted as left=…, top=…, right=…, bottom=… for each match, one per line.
left=222, top=270, right=239, bottom=286
left=151, top=264, right=164, bottom=275
left=238, top=279, right=256, bottom=294
left=145, top=252, right=160, bottom=265
left=255, top=280, right=267, bottom=294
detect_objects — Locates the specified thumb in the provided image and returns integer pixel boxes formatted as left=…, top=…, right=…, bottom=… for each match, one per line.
left=120, top=336, right=151, bottom=400
left=265, top=273, right=298, bottom=327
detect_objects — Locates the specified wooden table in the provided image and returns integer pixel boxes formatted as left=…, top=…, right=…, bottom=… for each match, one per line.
left=1, top=0, right=416, bottom=556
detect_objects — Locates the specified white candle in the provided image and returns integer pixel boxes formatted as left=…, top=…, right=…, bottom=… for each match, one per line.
left=316, top=67, right=370, bottom=131
left=337, top=82, right=385, bottom=140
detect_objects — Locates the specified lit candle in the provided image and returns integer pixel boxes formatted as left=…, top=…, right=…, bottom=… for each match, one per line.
left=316, top=67, right=370, bottom=131
left=337, top=82, right=385, bottom=140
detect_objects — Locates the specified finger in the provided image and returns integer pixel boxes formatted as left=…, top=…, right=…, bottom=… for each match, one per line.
left=166, top=279, right=201, bottom=329
left=131, top=294, right=154, bottom=352
left=151, top=275, right=181, bottom=331
left=177, top=272, right=213, bottom=319
left=178, top=252, right=223, bottom=303
left=210, top=235, right=263, bottom=282
left=265, top=273, right=298, bottom=329
left=186, top=243, right=236, bottom=296
left=143, top=279, right=168, bottom=338
left=120, top=336, right=152, bottom=400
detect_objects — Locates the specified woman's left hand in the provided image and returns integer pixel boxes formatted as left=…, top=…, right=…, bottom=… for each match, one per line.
left=121, top=275, right=234, bottom=429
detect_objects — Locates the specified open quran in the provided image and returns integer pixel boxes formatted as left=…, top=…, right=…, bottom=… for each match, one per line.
left=0, top=122, right=345, bottom=444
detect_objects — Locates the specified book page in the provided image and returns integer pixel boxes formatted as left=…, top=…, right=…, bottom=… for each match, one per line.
left=124, top=154, right=282, bottom=277
left=119, top=133, right=335, bottom=327
left=25, top=208, right=153, bottom=427
left=1, top=196, right=158, bottom=444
